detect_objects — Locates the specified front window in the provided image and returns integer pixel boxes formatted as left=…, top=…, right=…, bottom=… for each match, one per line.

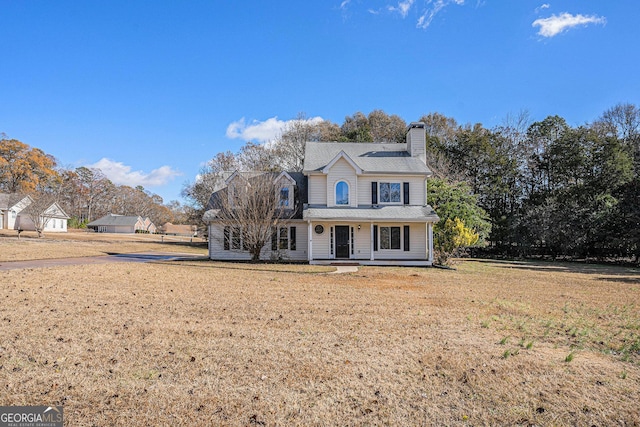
left=231, top=226, right=242, bottom=250
left=336, top=181, right=349, bottom=205
left=379, top=182, right=401, bottom=203
left=271, top=226, right=297, bottom=251
left=279, top=227, right=288, bottom=250
left=380, top=226, right=401, bottom=249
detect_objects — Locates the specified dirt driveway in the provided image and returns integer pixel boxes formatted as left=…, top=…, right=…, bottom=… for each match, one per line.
left=0, top=252, right=207, bottom=271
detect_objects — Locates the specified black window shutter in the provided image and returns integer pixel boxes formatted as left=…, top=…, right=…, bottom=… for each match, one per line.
left=371, top=182, right=378, bottom=205
left=403, top=182, right=410, bottom=205
left=373, top=225, right=378, bottom=251
left=223, top=226, right=230, bottom=250
left=271, top=227, right=278, bottom=251
left=404, top=225, right=410, bottom=251
left=290, top=226, right=296, bottom=250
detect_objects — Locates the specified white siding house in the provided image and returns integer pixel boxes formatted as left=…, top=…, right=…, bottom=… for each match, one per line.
left=204, top=122, right=439, bottom=265
left=0, top=193, right=69, bottom=233
left=303, top=123, right=439, bottom=266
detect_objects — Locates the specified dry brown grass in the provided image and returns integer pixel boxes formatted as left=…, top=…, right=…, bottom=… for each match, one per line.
left=0, top=229, right=207, bottom=261
left=1, top=239, right=639, bottom=426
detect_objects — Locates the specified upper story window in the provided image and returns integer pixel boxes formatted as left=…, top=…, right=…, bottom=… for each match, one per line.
left=279, top=187, right=290, bottom=207
left=336, top=181, right=349, bottom=205
left=380, top=182, right=401, bottom=203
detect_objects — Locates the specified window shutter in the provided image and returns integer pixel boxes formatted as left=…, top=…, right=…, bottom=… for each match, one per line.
left=404, top=225, right=410, bottom=251
left=373, top=225, right=378, bottom=251
left=223, top=226, right=230, bottom=250
left=290, top=226, right=296, bottom=250
left=403, top=182, right=410, bottom=205
left=271, top=227, right=278, bottom=251
left=371, top=182, right=378, bottom=205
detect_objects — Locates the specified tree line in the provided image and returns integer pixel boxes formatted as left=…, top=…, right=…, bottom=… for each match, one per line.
left=4, top=103, right=638, bottom=261
left=184, top=106, right=639, bottom=264
left=0, top=136, right=190, bottom=230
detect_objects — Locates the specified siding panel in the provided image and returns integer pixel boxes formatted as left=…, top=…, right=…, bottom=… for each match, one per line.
left=326, top=158, right=357, bottom=207
left=209, top=222, right=308, bottom=261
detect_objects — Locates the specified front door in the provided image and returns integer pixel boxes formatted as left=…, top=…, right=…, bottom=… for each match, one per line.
left=335, top=226, right=350, bottom=258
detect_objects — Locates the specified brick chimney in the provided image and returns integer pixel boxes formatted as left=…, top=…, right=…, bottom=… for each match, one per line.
left=406, top=122, right=426, bottom=164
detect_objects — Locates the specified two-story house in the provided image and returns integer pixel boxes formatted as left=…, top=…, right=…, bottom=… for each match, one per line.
left=205, top=122, right=439, bottom=265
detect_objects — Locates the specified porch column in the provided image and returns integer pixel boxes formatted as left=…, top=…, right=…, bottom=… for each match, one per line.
left=370, top=222, right=375, bottom=261
left=307, top=221, right=313, bottom=262
left=428, top=222, right=434, bottom=263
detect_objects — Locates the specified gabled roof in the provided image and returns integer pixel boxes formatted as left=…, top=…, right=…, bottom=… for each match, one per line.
left=0, top=193, right=31, bottom=210
left=44, top=202, right=70, bottom=219
left=87, top=214, right=146, bottom=227
left=321, top=151, right=363, bottom=175
left=204, top=171, right=307, bottom=222
left=303, top=142, right=432, bottom=175
left=275, top=171, right=297, bottom=184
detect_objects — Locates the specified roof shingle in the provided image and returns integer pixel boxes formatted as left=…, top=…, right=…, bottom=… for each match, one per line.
left=303, top=142, right=432, bottom=175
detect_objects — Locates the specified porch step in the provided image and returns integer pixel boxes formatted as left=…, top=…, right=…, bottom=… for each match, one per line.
left=329, top=262, right=360, bottom=266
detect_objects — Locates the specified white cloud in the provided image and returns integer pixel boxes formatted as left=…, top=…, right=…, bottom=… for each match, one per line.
left=532, top=12, right=606, bottom=37
left=343, top=0, right=466, bottom=30
left=417, top=0, right=465, bottom=29
left=226, top=116, right=324, bottom=144
left=88, top=158, right=182, bottom=187
left=534, top=4, right=550, bottom=15
left=388, top=0, right=416, bottom=18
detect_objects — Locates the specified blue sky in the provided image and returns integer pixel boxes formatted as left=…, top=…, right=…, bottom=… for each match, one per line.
left=2, top=1, right=638, bottom=203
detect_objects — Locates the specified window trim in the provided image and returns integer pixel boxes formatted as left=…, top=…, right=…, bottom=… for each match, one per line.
left=335, top=180, right=350, bottom=206
left=378, top=226, right=402, bottom=250
left=270, top=225, right=297, bottom=252
left=378, top=182, right=403, bottom=204
left=279, top=186, right=290, bottom=207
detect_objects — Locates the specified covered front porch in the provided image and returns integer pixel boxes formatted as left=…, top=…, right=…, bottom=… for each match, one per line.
left=304, top=219, right=435, bottom=266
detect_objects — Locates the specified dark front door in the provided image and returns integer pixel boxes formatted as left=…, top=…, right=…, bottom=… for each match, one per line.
left=335, top=226, right=350, bottom=259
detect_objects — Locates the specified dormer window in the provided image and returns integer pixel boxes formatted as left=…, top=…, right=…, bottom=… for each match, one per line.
left=336, top=181, right=349, bottom=205
left=279, top=187, right=290, bottom=207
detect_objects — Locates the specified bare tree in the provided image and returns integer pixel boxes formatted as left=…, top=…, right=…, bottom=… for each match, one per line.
left=237, top=142, right=278, bottom=171
left=19, top=191, right=59, bottom=238
left=272, top=113, right=318, bottom=172
left=207, top=173, right=295, bottom=261
left=368, top=110, right=406, bottom=143
left=313, top=120, right=341, bottom=141
left=181, top=151, right=241, bottom=227
left=76, top=167, right=112, bottom=221
left=596, top=103, right=640, bottom=175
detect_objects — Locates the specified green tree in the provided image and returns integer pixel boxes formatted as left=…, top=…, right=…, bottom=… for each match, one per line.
left=428, top=178, right=491, bottom=264
left=340, top=112, right=373, bottom=142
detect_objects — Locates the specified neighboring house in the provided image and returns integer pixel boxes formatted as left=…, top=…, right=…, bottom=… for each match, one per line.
left=204, top=122, right=440, bottom=265
left=159, top=222, right=197, bottom=237
left=0, top=193, right=69, bottom=233
left=87, top=214, right=157, bottom=234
